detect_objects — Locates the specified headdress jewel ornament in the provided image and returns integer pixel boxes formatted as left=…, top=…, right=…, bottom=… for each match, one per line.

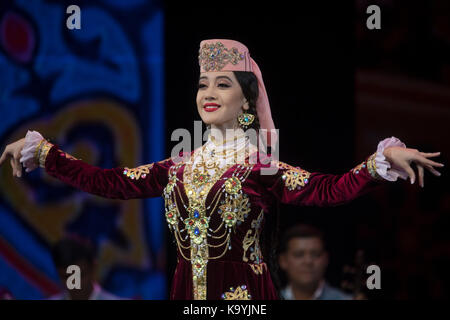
left=199, top=39, right=277, bottom=151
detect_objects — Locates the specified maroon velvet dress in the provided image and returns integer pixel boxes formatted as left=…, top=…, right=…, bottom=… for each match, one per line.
left=41, top=142, right=386, bottom=300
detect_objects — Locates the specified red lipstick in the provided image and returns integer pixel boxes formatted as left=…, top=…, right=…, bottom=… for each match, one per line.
left=204, top=103, right=221, bottom=112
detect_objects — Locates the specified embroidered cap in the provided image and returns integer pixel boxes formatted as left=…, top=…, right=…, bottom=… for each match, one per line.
left=198, top=39, right=277, bottom=150
left=199, top=40, right=250, bottom=72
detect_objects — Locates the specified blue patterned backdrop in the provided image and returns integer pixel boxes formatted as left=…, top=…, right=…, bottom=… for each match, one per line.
left=0, top=0, right=166, bottom=299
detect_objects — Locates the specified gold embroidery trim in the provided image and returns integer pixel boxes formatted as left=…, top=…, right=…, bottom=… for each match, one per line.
left=352, top=153, right=383, bottom=180
left=221, top=285, right=252, bottom=300
left=366, top=152, right=384, bottom=181
left=191, top=241, right=209, bottom=300
left=250, top=262, right=268, bottom=275
left=351, top=161, right=366, bottom=174
left=122, top=157, right=172, bottom=181
left=219, top=194, right=250, bottom=228
left=34, top=139, right=45, bottom=162
left=242, top=209, right=263, bottom=264
left=37, top=140, right=54, bottom=168
left=277, top=161, right=311, bottom=191
left=122, top=163, right=154, bottom=180
left=58, top=151, right=79, bottom=161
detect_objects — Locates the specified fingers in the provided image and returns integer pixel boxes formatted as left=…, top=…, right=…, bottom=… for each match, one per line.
left=417, top=164, right=424, bottom=188
left=9, top=155, right=23, bottom=178
left=14, top=157, right=22, bottom=178
left=425, top=164, right=441, bottom=177
left=1, top=143, right=25, bottom=178
left=0, top=146, right=9, bottom=166
left=414, top=153, right=444, bottom=168
left=424, top=159, right=444, bottom=167
left=13, top=149, right=22, bottom=178
left=420, top=152, right=441, bottom=157
left=403, top=161, right=416, bottom=184
left=411, top=151, right=444, bottom=187
left=10, top=158, right=17, bottom=177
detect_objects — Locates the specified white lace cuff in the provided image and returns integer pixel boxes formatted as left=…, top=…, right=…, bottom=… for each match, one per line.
left=375, top=136, right=409, bottom=181
left=19, top=130, right=44, bottom=172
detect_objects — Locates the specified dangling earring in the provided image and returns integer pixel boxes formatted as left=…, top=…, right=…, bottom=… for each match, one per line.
left=238, top=101, right=255, bottom=130
left=238, top=112, right=255, bottom=130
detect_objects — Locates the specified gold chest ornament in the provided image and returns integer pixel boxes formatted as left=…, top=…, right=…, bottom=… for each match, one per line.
left=163, top=148, right=254, bottom=300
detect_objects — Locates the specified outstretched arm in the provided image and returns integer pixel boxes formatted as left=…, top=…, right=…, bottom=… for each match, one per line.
left=260, top=137, right=443, bottom=207
left=1, top=130, right=173, bottom=200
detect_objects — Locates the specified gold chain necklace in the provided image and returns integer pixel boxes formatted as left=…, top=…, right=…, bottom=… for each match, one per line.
left=164, top=149, right=255, bottom=300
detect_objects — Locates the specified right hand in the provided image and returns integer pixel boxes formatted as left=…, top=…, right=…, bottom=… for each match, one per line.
left=0, top=138, right=26, bottom=178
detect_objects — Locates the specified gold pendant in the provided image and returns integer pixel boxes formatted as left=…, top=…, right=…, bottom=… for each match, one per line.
left=224, top=176, right=241, bottom=194
left=192, top=170, right=210, bottom=188
left=184, top=203, right=209, bottom=245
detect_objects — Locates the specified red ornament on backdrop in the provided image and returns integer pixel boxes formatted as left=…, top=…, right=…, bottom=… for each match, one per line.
left=0, top=11, right=35, bottom=63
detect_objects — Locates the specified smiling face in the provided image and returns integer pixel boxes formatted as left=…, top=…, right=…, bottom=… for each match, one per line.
left=196, top=71, right=249, bottom=130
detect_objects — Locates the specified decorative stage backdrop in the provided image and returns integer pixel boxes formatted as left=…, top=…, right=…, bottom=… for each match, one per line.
left=0, top=0, right=166, bottom=299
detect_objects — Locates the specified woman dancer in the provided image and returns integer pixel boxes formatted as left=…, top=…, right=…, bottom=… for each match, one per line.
left=0, top=39, right=444, bottom=300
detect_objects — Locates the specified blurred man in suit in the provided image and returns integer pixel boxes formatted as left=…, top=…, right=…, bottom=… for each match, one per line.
left=278, top=224, right=352, bottom=300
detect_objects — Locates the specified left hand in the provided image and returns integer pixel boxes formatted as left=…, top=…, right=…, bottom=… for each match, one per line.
left=383, top=147, right=444, bottom=187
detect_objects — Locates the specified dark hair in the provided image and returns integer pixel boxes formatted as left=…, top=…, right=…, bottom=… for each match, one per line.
left=51, top=236, right=95, bottom=269
left=233, top=70, right=282, bottom=296
left=279, top=224, right=327, bottom=254
left=232, top=71, right=260, bottom=130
